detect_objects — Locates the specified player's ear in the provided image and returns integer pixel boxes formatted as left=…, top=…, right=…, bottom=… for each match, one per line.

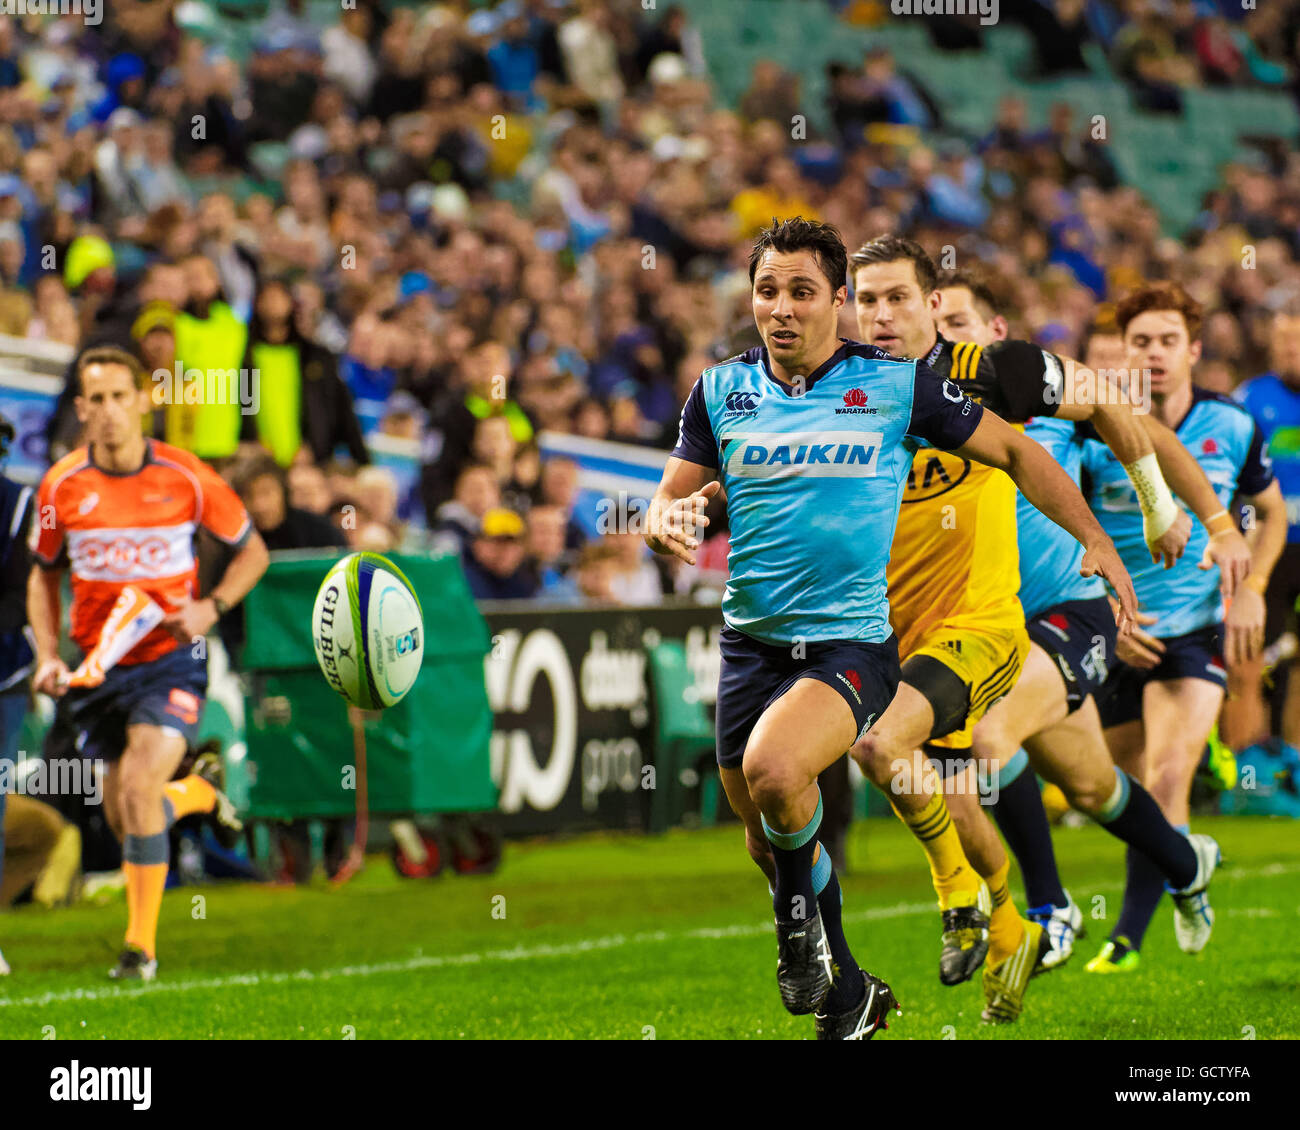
left=926, top=288, right=941, bottom=313
left=73, top=394, right=87, bottom=424
left=833, top=284, right=846, bottom=311
left=991, top=315, right=1009, bottom=341
left=1188, top=338, right=1203, bottom=367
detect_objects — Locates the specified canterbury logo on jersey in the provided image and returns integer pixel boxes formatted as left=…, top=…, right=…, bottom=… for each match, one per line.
left=723, top=390, right=761, bottom=415
left=65, top=523, right=196, bottom=581
left=725, top=431, right=883, bottom=477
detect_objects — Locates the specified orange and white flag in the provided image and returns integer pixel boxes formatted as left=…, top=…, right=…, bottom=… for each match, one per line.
left=65, top=586, right=166, bottom=688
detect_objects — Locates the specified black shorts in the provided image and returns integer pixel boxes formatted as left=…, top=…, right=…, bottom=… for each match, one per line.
left=1095, top=623, right=1226, bottom=730
left=714, top=625, right=900, bottom=769
left=1026, top=595, right=1119, bottom=713
left=67, top=647, right=208, bottom=762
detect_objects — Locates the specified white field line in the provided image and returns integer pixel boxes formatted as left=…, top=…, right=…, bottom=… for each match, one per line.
left=1, top=861, right=1296, bottom=1010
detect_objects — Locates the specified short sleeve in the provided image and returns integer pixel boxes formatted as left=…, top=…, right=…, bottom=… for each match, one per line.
left=908, top=360, right=983, bottom=450
left=1237, top=420, right=1275, bottom=498
left=670, top=378, right=718, bottom=469
left=28, top=470, right=65, bottom=568
left=194, top=459, right=253, bottom=546
left=980, top=340, right=1066, bottom=422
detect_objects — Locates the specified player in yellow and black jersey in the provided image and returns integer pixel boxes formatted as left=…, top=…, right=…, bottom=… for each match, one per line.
left=843, top=235, right=1230, bottom=1024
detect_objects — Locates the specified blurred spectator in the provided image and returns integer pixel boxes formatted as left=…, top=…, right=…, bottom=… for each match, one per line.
left=239, top=278, right=369, bottom=468
left=574, top=540, right=621, bottom=602
left=170, top=253, right=248, bottom=459
left=526, top=503, right=580, bottom=599
left=557, top=0, right=625, bottom=111
left=235, top=454, right=347, bottom=553
left=131, top=299, right=177, bottom=436
left=463, top=507, right=540, bottom=599
left=353, top=464, right=405, bottom=548
left=323, top=7, right=378, bottom=106
left=197, top=193, right=258, bottom=324
left=538, top=456, right=588, bottom=554
left=738, top=59, right=800, bottom=128
left=609, top=530, right=667, bottom=605
left=432, top=462, right=500, bottom=559
left=287, top=460, right=334, bottom=516
left=1113, top=0, right=1200, bottom=114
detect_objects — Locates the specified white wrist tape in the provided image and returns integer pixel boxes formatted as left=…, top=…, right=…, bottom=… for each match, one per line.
left=1124, top=452, right=1181, bottom=543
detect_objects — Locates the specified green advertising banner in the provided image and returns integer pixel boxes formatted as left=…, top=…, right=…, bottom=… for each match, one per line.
left=239, top=552, right=496, bottom=818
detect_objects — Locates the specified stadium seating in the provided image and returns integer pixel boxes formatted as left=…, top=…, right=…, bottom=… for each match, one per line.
left=670, top=0, right=1299, bottom=235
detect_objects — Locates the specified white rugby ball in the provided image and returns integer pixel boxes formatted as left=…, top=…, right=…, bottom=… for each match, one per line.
left=312, top=552, right=424, bottom=709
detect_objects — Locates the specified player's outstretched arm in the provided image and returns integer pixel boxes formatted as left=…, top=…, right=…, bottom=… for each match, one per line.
left=645, top=457, right=719, bottom=567
left=1052, top=360, right=1198, bottom=569
left=956, top=410, right=1138, bottom=633
left=27, top=563, right=69, bottom=696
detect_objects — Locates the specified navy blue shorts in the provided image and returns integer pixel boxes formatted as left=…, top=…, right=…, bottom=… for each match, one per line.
left=1095, top=622, right=1226, bottom=729
left=1026, top=595, right=1119, bottom=713
left=715, top=625, right=900, bottom=769
left=67, top=647, right=208, bottom=761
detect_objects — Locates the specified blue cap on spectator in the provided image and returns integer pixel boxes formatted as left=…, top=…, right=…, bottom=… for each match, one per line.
left=398, top=272, right=435, bottom=304
left=0, top=174, right=24, bottom=198
left=106, top=53, right=147, bottom=89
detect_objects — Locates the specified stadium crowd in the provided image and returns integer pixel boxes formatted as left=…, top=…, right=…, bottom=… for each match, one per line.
left=0, top=0, right=1295, bottom=624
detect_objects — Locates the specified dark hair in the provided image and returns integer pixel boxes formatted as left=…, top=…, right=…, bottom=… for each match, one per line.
left=748, top=216, right=848, bottom=296
left=1077, top=312, right=1121, bottom=360
left=849, top=235, right=937, bottom=294
left=1115, top=282, right=1203, bottom=341
left=233, top=453, right=287, bottom=499
left=935, top=267, right=1002, bottom=321
left=76, top=346, right=148, bottom=393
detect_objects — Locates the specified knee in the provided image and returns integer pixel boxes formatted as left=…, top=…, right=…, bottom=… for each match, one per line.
left=1064, top=769, right=1113, bottom=815
left=969, top=717, right=1012, bottom=770
left=848, top=731, right=894, bottom=787
left=742, top=747, right=806, bottom=813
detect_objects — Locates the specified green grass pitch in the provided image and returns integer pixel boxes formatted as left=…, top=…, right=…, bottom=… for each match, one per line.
left=0, top=814, right=1296, bottom=1039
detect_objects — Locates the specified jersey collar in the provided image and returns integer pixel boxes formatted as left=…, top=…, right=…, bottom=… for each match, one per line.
left=922, top=333, right=948, bottom=369
left=89, top=437, right=153, bottom=477
left=759, top=338, right=852, bottom=397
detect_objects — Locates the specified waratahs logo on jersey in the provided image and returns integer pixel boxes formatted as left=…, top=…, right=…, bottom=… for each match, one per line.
left=723, top=390, right=761, bottom=417
left=725, top=431, right=883, bottom=478
left=836, top=388, right=878, bottom=415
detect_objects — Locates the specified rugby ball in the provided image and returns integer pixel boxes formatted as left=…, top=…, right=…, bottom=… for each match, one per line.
left=312, top=552, right=424, bottom=709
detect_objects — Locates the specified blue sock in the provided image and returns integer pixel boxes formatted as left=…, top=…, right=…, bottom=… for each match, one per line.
left=991, top=750, right=1068, bottom=909
left=815, top=853, right=864, bottom=1013
left=763, top=792, right=822, bottom=924
left=1096, top=768, right=1197, bottom=889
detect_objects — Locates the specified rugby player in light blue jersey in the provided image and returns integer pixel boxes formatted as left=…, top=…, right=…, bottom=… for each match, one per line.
left=644, top=218, right=1138, bottom=1039
left=1078, top=284, right=1287, bottom=973
left=928, top=278, right=1251, bottom=975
